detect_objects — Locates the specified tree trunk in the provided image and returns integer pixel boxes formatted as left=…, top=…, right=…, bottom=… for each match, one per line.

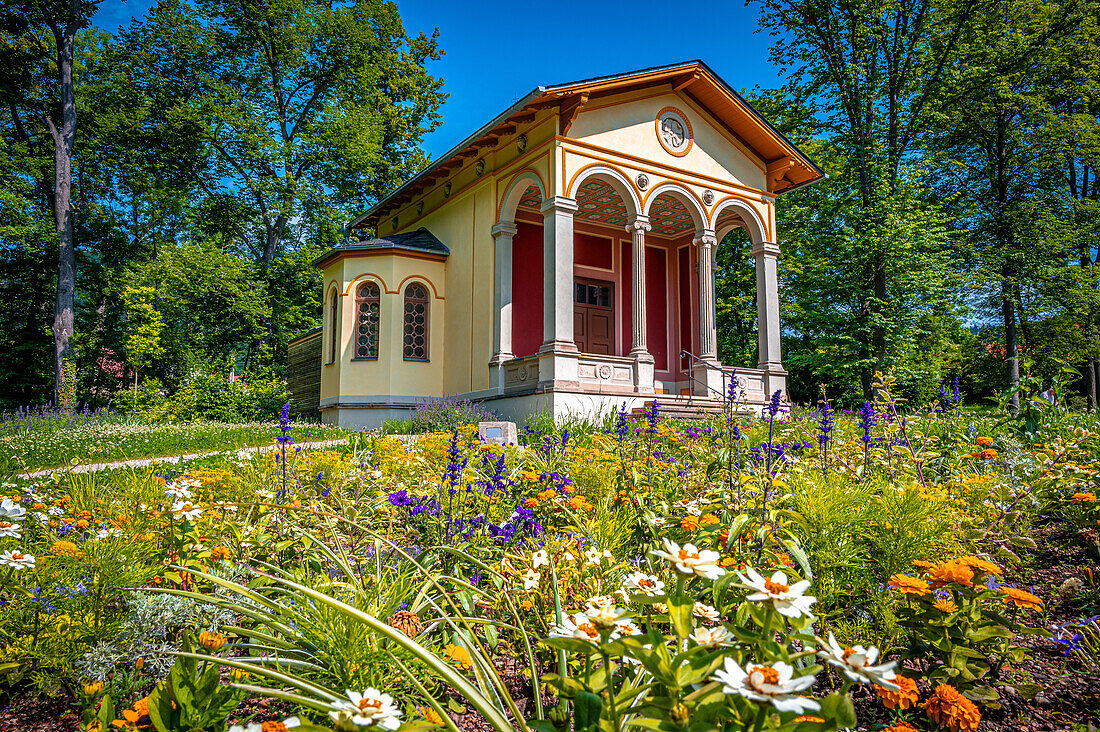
left=1003, top=283, right=1019, bottom=414
left=49, top=20, right=79, bottom=405
left=1088, top=358, right=1098, bottom=412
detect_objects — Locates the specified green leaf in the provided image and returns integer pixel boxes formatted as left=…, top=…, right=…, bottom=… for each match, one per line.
left=575, top=691, right=603, bottom=732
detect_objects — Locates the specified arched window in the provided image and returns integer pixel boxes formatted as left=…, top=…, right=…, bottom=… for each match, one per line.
left=327, top=288, right=339, bottom=364
left=402, top=282, right=430, bottom=361
left=355, top=282, right=381, bottom=359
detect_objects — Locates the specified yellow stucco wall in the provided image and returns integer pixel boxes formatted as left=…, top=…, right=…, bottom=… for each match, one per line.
left=319, top=253, right=446, bottom=402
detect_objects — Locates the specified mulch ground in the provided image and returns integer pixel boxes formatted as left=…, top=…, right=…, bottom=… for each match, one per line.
left=3, top=522, right=1098, bottom=732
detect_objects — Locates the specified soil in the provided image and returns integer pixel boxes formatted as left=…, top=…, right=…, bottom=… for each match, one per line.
left=2, top=523, right=1097, bottom=732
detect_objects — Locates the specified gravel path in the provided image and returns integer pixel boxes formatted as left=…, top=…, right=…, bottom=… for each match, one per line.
left=17, top=438, right=350, bottom=479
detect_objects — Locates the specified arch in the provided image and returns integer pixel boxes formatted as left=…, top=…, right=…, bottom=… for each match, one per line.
left=343, top=272, right=390, bottom=296
left=326, top=285, right=339, bottom=365
left=709, top=196, right=767, bottom=244
left=396, top=273, right=442, bottom=300
left=353, top=281, right=381, bottom=360
left=402, top=281, right=431, bottom=361
left=566, top=164, right=642, bottom=219
left=643, top=182, right=708, bottom=234
left=498, top=169, right=547, bottom=224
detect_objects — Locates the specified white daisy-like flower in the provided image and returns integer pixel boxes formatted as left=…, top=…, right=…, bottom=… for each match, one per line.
left=584, top=548, right=604, bottom=565
left=170, top=500, right=203, bottom=521
left=815, top=633, right=898, bottom=689
left=0, top=499, right=25, bottom=522
left=47, top=506, right=65, bottom=517
left=95, top=526, right=122, bottom=539
left=178, top=477, right=203, bottom=489
left=712, top=658, right=820, bottom=714
left=549, top=612, right=601, bottom=643
left=33, top=512, right=49, bottom=525
left=690, top=626, right=733, bottom=649
left=164, top=485, right=193, bottom=500
left=652, top=538, right=725, bottom=580
left=531, top=549, right=549, bottom=568
left=521, top=568, right=539, bottom=590
left=586, top=594, right=616, bottom=609
left=693, top=602, right=720, bottom=621
left=0, top=520, right=21, bottom=539
left=613, top=620, right=643, bottom=637
left=737, top=567, right=816, bottom=619
left=329, top=689, right=402, bottom=729
left=0, top=549, right=36, bottom=570
left=622, top=572, right=665, bottom=597
left=585, top=603, right=630, bottom=630
left=563, top=551, right=575, bottom=562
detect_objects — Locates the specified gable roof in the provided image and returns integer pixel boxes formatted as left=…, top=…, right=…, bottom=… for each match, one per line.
left=313, top=227, right=448, bottom=267
left=352, top=61, right=825, bottom=231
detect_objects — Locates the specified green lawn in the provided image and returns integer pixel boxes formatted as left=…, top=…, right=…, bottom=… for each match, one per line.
left=1, top=417, right=348, bottom=473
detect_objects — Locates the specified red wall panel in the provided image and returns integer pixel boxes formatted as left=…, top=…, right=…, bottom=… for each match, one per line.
left=575, top=233, right=614, bottom=270
left=645, top=247, right=668, bottom=372
left=620, top=241, right=632, bottom=355
left=678, top=246, right=691, bottom=377
left=512, top=222, right=543, bottom=357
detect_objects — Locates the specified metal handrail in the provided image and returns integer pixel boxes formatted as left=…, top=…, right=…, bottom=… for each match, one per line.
left=679, top=350, right=727, bottom=406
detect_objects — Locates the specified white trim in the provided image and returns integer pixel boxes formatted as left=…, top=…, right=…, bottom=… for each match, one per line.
left=710, top=199, right=766, bottom=244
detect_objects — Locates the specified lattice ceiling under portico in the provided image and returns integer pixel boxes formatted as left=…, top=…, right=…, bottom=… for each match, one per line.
left=515, top=179, right=700, bottom=238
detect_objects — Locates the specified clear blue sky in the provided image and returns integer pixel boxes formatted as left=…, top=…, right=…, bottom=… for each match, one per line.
left=94, top=0, right=784, bottom=161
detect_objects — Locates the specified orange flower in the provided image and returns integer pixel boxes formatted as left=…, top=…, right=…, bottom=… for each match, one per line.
left=537, top=489, right=556, bottom=501
left=888, top=574, right=930, bottom=596
left=911, top=559, right=935, bottom=570
left=198, top=630, right=227, bottom=651
left=776, top=553, right=794, bottom=568
left=76, top=519, right=90, bottom=530
left=875, top=675, right=919, bottom=710
left=1073, top=492, right=1097, bottom=503
left=959, top=555, right=1002, bottom=576
left=980, top=448, right=999, bottom=460
left=1000, top=586, right=1043, bottom=611
left=523, top=497, right=539, bottom=509
left=933, top=598, right=958, bottom=613
left=700, top=513, right=720, bottom=526
left=51, top=540, right=82, bottom=557
left=210, top=546, right=231, bottom=561
left=928, top=560, right=974, bottom=589
left=975, top=437, right=993, bottom=446
left=885, top=724, right=919, bottom=732
left=420, top=706, right=444, bottom=725
left=680, top=516, right=701, bottom=531
left=444, top=643, right=472, bottom=669
left=922, top=684, right=981, bottom=732
left=791, top=716, right=825, bottom=723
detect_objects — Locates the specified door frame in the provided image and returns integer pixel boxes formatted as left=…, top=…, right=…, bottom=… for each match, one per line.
left=573, top=276, right=616, bottom=355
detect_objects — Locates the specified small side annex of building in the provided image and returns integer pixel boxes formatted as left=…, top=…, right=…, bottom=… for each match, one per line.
left=291, top=60, right=824, bottom=429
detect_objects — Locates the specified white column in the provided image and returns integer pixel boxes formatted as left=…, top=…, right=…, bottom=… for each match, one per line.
left=752, top=241, right=783, bottom=371
left=626, top=215, right=654, bottom=394
left=694, top=231, right=719, bottom=360
left=626, top=215, right=651, bottom=356
left=540, top=196, right=578, bottom=351
left=488, top=222, right=516, bottom=392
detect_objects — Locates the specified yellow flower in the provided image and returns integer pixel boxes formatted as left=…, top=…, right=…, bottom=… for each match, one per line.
left=524, top=497, right=539, bottom=509
left=1000, top=586, right=1043, bottom=611
left=198, top=630, right=228, bottom=651
left=888, top=574, right=930, bottom=596
left=959, top=555, right=1002, bottom=576
left=680, top=516, right=700, bottom=532
left=922, top=683, right=981, bottom=732
left=83, top=680, right=104, bottom=696
left=699, top=513, right=719, bottom=526
left=933, top=598, right=958, bottom=613
left=1073, top=492, right=1096, bottom=503
left=420, top=706, right=444, bottom=725
left=975, top=437, right=993, bottom=446
left=875, top=675, right=919, bottom=710
left=444, top=643, right=472, bottom=669
left=51, top=540, right=82, bottom=557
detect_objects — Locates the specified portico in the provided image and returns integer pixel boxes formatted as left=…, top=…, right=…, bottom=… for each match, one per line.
left=303, top=61, right=823, bottom=428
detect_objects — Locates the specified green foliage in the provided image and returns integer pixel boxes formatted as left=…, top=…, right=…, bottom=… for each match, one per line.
left=147, top=637, right=248, bottom=732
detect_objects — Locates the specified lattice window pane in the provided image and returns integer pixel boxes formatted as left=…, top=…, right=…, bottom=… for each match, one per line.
left=355, top=282, right=380, bottom=359
left=403, top=283, right=429, bottom=361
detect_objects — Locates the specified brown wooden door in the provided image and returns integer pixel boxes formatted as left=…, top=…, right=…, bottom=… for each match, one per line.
left=573, top=278, right=614, bottom=354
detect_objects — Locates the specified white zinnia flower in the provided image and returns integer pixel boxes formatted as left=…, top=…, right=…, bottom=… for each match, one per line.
left=652, top=538, right=724, bottom=580
left=170, top=501, right=203, bottom=521
left=549, top=612, right=601, bottom=643
left=585, top=603, right=630, bottom=630
left=737, top=567, right=816, bottom=619
left=0, top=549, right=35, bottom=570
left=229, top=718, right=299, bottom=732
left=521, top=568, right=540, bottom=590
left=586, top=594, right=616, bottom=609
left=330, top=689, right=402, bottom=729
left=0, top=499, right=25, bottom=522
left=693, top=602, right=720, bottom=621
left=584, top=548, right=604, bottom=565
left=690, top=626, right=733, bottom=649
left=622, top=572, right=665, bottom=597
left=815, top=633, right=898, bottom=689
left=0, top=520, right=21, bottom=539
left=613, top=620, right=642, bottom=637
left=47, top=506, right=65, bottom=517
left=531, top=549, right=549, bottom=568
left=164, top=485, right=193, bottom=500
left=712, top=658, right=819, bottom=714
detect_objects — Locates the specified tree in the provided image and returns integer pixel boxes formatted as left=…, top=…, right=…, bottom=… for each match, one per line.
left=752, top=0, right=982, bottom=396
left=0, top=0, right=101, bottom=403
left=121, top=285, right=165, bottom=396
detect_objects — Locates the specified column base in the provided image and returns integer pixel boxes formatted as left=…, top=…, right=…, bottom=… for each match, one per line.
left=758, top=362, right=788, bottom=397
left=488, top=353, right=514, bottom=394
left=537, top=347, right=580, bottom=391
left=691, top=360, right=725, bottom=399
left=631, top=351, right=655, bottom=394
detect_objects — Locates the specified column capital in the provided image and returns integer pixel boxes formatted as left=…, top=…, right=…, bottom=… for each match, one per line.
left=491, top=221, right=517, bottom=238
left=693, top=229, right=718, bottom=248
left=625, top=215, right=651, bottom=234
left=539, top=196, right=578, bottom=216
left=750, top=240, right=781, bottom=258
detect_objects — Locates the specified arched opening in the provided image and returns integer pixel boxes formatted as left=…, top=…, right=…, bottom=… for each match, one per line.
left=327, top=286, right=339, bottom=365
left=402, top=282, right=430, bottom=361
left=645, top=186, right=707, bottom=380
left=713, top=203, right=766, bottom=369
left=354, top=281, right=381, bottom=360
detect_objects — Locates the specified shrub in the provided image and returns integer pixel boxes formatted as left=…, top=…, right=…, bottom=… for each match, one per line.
left=382, top=394, right=496, bottom=434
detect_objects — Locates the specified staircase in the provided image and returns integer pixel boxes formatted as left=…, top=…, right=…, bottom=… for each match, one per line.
left=630, top=395, right=726, bottom=421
